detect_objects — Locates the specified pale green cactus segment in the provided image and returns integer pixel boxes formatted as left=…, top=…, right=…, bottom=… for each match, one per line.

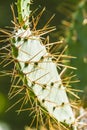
left=17, top=0, right=31, bottom=25
left=11, top=27, right=76, bottom=129
left=10, top=0, right=77, bottom=129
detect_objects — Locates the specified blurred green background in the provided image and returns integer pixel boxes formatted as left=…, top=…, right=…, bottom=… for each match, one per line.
left=0, top=0, right=87, bottom=130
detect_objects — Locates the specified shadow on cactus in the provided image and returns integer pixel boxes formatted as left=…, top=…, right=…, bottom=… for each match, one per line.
left=0, top=0, right=82, bottom=130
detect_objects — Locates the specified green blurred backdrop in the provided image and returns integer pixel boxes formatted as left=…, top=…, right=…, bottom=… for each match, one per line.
left=0, top=0, right=87, bottom=130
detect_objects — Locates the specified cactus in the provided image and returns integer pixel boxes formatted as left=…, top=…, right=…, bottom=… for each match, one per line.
left=0, top=0, right=79, bottom=129
left=65, top=0, right=87, bottom=107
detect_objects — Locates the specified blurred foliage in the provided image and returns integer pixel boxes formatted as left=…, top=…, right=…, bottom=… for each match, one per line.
left=65, top=0, right=87, bottom=107
left=0, top=92, right=7, bottom=114
left=0, top=0, right=87, bottom=130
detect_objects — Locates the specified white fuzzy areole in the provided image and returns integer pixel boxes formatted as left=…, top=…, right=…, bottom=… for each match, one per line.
left=14, top=28, right=75, bottom=125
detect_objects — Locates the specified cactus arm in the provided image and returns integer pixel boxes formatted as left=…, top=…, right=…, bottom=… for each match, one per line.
left=17, top=0, right=31, bottom=25
left=10, top=0, right=77, bottom=129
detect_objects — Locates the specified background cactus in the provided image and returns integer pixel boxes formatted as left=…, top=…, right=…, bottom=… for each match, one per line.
left=64, top=0, right=87, bottom=107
